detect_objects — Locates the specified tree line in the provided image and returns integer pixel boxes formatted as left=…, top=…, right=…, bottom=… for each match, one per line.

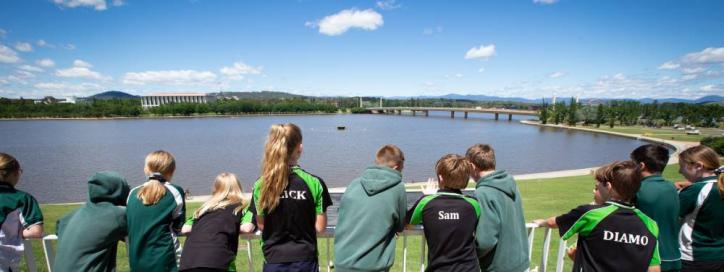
left=538, top=98, right=723, bottom=128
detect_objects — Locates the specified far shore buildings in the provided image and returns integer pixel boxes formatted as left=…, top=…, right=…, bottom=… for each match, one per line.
left=141, top=93, right=209, bottom=108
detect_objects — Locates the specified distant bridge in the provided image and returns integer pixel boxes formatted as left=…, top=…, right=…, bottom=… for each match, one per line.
left=366, top=107, right=538, bottom=121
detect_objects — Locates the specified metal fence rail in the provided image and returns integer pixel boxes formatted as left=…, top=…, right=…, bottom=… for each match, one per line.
left=25, top=224, right=567, bottom=272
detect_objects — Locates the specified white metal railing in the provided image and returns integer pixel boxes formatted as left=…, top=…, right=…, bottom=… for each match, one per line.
left=25, top=224, right=568, bottom=272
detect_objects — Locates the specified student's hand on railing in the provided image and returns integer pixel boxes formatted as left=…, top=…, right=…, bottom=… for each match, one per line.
left=421, top=178, right=438, bottom=195
left=532, top=219, right=546, bottom=227
left=566, top=245, right=577, bottom=260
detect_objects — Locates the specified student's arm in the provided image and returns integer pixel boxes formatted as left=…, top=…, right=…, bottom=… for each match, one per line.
left=476, top=193, right=501, bottom=256
left=23, top=224, right=43, bottom=239
left=180, top=217, right=195, bottom=235
left=315, top=213, right=327, bottom=234
left=533, top=216, right=559, bottom=229
left=21, top=193, right=44, bottom=239
left=648, top=266, right=661, bottom=272
left=240, top=223, right=255, bottom=233
left=256, top=216, right=265, bottom=231
left=396, top=186, right=408, bottom=233
left=405, top=196, right=425, bottom=229
left=678, top=185, right=700, bottom=218
left=240, top=207, right=255, bottom=233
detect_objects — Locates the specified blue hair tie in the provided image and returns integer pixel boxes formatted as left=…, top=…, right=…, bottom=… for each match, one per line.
left=715, top=166, right=724, bottom=176
left=148, top=172, right=167, bottom=183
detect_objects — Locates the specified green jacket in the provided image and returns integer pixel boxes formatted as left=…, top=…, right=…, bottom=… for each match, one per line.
left=679, top=175, right=724, bottom=262
left=334, top=166, right=407, bottom=272
left=635, top=175, right=681, bottom=271
left=474, top=170, right=530, bottom=272
left=54, top=172, right=130, bottom=272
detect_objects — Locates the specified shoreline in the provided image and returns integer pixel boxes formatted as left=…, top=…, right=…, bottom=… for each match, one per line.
left=0, top=111, right=343, bottom=121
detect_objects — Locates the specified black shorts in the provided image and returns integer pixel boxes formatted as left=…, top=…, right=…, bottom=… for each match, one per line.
left=681, top=260, right=724, bottom=272
left=263, top=260, right=319, bottom=272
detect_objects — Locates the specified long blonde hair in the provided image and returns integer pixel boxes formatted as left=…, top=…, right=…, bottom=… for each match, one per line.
left=0, top=153, right=20, bottom=182
left=679, top=145, right=723, bottom=199
left=137, top=150, right=176, bottom=205
left=194, top=172, right=246, bottom=219
left=259, top=123, right=302, bottom=213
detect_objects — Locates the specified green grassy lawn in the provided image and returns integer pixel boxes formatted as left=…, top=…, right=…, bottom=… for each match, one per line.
left=593, top=125, right=723, bottom=142
left=23, top=165, right=688, bottom=272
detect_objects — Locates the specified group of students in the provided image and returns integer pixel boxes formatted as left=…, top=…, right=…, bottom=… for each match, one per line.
left=1, top=123, right=723, bottom=272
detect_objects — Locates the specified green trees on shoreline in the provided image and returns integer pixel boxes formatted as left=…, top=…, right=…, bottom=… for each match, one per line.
left=537, top=98, right=723, bottom=128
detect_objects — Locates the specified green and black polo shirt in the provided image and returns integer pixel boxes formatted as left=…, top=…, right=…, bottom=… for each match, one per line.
left=406, top=189, right=481, bottom=272
left=252, top=165, right=330, bottom=264
left=180, top=204, right=253, bottom=271
left=126, top=182, right=186, bottom=272
left=0, top=182, right=43, bottom=267
left=556, top=200, right=660, bottom=272
left=679, top=175, right=724, bottom=262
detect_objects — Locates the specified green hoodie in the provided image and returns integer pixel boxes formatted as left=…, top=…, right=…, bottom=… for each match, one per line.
left=474, top=170, right=530, bottom=272
left=334, top=166, right=407, bottom=272
left=54, top=171, right=130, bottom=272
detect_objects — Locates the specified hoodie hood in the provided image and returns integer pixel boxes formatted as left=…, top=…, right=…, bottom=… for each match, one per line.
left=476, top=169, right=517, bottom=199
left=87, top=171, right=130, bottom=206
left=359, top=165, right=403, bottom=196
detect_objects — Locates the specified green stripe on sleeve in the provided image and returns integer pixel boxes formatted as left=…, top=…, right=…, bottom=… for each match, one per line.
left=562, top=205, right=618, bottom=240
left=462, top=196, right=482, bottom=218
left=410, top=195, right=438, bottom=225
left=650, top=240, right=661, bottom=266
left=633, top=209, right=660, bottom=238
left=293, top=167, right=324, bottom=214
left=241, top=207, right=253, bottom=224
left=252, top=179, right=263, bottom=216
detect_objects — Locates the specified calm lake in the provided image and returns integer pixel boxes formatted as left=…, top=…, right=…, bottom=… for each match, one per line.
left=1, top=113, right=648, bottom=204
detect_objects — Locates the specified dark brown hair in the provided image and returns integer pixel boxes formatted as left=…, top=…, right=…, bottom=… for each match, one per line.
left=594, top=161, right=642, bottom=202
left=376, top=144, right=405, bottom=169
left=436, top=154, right=473, bottom=189
left=465, top=144, right=496, bottom=171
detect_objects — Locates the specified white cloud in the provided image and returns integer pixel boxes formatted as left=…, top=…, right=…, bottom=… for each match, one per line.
left=376, top=0, right=401, bottom=10
left=658, top=61, right=679, bottom=70
left=533, top=0, right=559, bottom=5
left=34, top=82, right=103, bottom=96
left=0, top=28, right=6, bottom=38
left=37, top=58, right=55, bottom=68
left=73, top=59, right=93, bottom=68
left=65, top=44, right=76, bottom=50
left=700, top=84, right=714, bottom=91
left=122, top=70, right=217, bottom=86
left=0, top=44, right=20, bottom=63
left=53, top=0, right=108, bottom=11
left=478, top=67, right=485, bottom=73
left=18, top=65, right=44, bottom=73
left=15, top=70, right=36, bottom=78
left=55, top=60, right=110, bottom=81
left=14, top=42, right=33, bottom=52
left=548, top=71, right=566, bottom=78
left=313, top=9, right=384, bottom=36
left=682, top=47, right=724, bottom=64
left=220, top=61, right=263, bottom=80
left=465, top=44, right=496, bottom=60
left=112, top=0, right=124, bottom=7
left=682, top=67, right=705, bottom=74
left=422, top=26, right=443, bottom=36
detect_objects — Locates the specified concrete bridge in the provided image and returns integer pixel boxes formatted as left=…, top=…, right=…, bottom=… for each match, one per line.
left=367, top=107, right=538, bottom=121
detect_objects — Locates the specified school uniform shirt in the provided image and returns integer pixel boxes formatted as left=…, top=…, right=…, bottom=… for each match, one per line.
left=406, top=189, right=481, bottom=272
left=126, top=183, right=186, bottom=272
left=556, top=200, right=661, bottom=272
left=679, top=176, right=724, bottom=262
left=0, top=182, right=43, bottom=269
left=180, top=204, right=253, bottom=271
left=252, top=166, right=329, bottom=264
left=635, top=175, right=681, bottom=271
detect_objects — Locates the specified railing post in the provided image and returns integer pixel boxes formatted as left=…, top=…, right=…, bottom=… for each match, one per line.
left=43, top=235, right=57, bottom=272
left=556, top=239, right=567, bottom=272
left=23, top=240, right=38, bottom=272
left=541, top=228, right=553, bottom=272
left=402, top=232, right=408, bottom=272
left=326, top=237, right=331, bottom=272
left=420, top=232, right=426, bottom=272
left=247, top=237, right=254, bottom=272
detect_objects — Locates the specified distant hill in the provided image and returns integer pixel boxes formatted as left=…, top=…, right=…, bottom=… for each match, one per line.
left=388, top=93, right=724, bottom=104
left=87, top=91, right=139, bottom=100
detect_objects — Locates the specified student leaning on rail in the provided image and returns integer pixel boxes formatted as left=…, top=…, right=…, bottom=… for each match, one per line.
left=252, top=123, right=330, bottom=272
left=53, top=171, right=130, bottom=272
left=676, top=145, right=724, bottom=272
left=0, top=153, right=44, bottom=272
left=534, top=161, right=662, bottom=272
left=630, top=144, right=681, bottom=272
left=466, top=144, right=529, bottom=272
left=334, top=144, right=407, bottom=272
left=406, top=154, right=481, bottom=272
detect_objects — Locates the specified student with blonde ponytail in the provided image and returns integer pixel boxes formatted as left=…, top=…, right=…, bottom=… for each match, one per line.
left=126, top=150, right=186, bottom=272
left=251, top=123, right=331, bottom=272
left=179, top=172, right=254, bottom=272
left=677, top=145, right=724, bottom=272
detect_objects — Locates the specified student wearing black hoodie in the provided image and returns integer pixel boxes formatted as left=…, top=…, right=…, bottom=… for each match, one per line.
left=53, top=171, right=131, bottom=272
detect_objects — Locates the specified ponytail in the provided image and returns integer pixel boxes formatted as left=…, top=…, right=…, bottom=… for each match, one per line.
left=716, top=166, right=724, bottom=199
left=137, top=150, right=176, bottom=205
left=679, top=145, right=723, bottom=199
left=259, top=124, right=302, bottom=213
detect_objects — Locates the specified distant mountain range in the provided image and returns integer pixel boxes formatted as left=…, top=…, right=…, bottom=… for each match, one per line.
left=85, top=91, right=723, bottom=105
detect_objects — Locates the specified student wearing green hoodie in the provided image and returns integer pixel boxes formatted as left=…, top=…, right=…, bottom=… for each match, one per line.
left=466, top=144, right=530, bottom=272
left=334, top=145, right=407, bottom=272
left=53, top=171, right=131, bottom=272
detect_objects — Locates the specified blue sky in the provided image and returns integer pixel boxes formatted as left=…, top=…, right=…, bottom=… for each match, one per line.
left=1, top=0, right=723, bottom=99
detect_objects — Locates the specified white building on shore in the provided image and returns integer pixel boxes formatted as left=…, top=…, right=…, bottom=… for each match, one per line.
left=141, top=93, right=208, bottom=108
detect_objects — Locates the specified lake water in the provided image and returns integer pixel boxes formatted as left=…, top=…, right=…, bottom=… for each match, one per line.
left=0, top=113, right=648, bottom=204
